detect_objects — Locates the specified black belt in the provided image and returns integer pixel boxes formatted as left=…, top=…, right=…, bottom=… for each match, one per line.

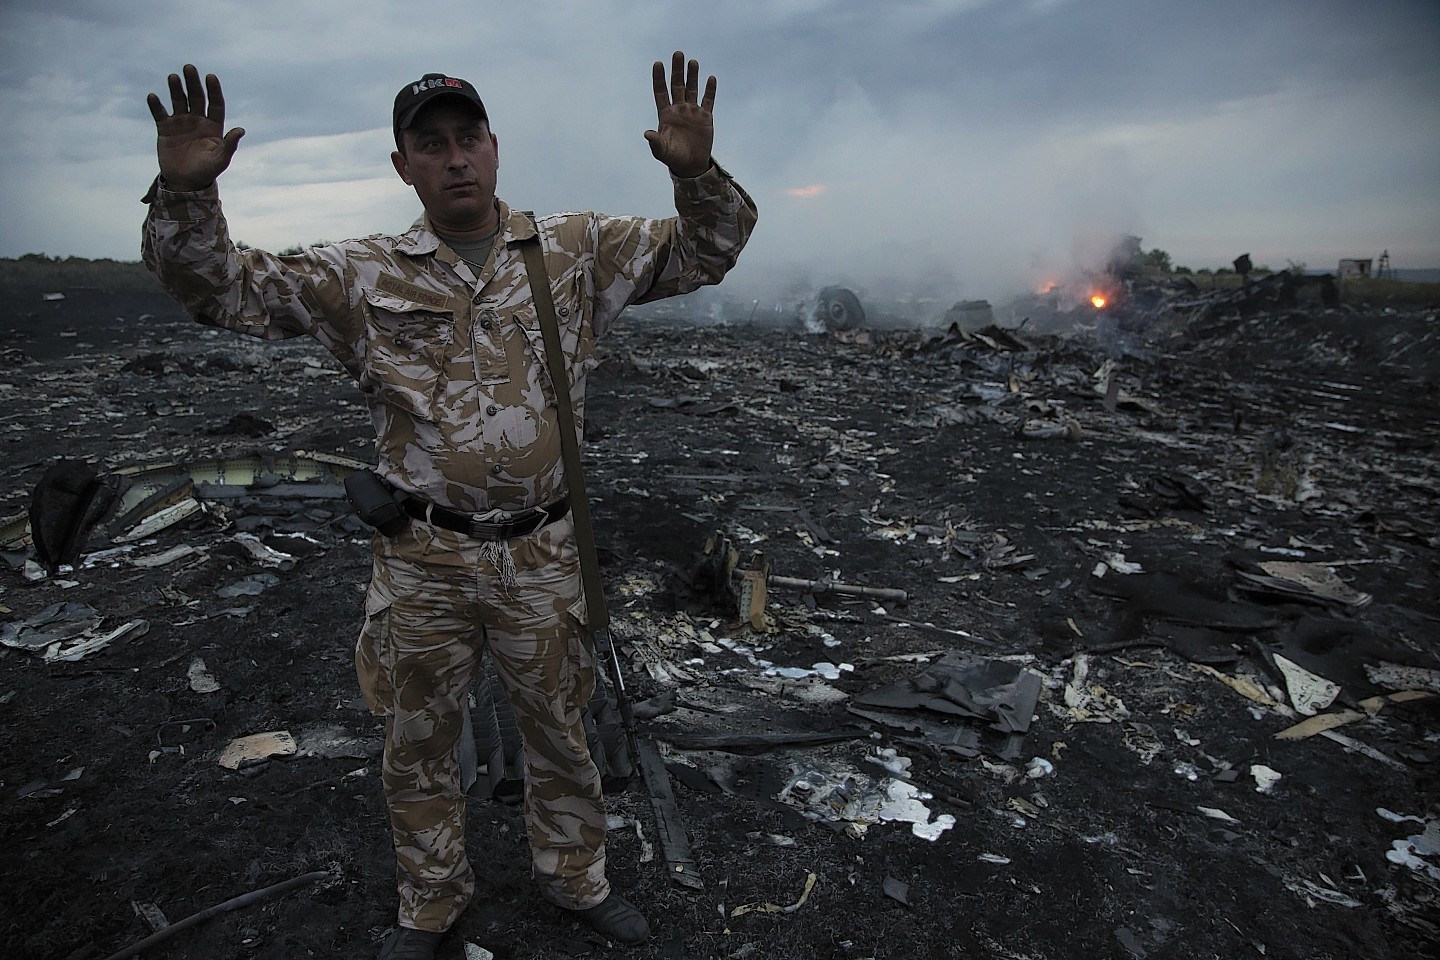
left=403, top=494, right=570, bottom=540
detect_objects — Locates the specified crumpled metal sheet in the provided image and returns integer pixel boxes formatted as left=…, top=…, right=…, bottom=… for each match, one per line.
left=0, top=601, right=101, bottom=651
left=851, top=652, right=1042, bottom=734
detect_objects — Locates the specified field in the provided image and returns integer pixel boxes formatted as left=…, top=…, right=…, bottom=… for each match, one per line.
left=2, top=257, right=1437, bottom=960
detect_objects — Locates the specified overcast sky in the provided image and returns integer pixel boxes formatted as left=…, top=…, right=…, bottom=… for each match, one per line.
left=2, top=0, right=1437, bottom=305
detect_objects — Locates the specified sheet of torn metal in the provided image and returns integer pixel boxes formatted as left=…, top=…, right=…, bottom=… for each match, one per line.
left=636, top=738, right=703, bottom=890
left=104, top=450, right=369, bottom=543
left=1270, top=654, right=1341, bottom=716
left=71, top=546, right=134, bottom=569
left=1189, top=663, right=1290, bottom=714
left=1244, top=561, right=1373, bottom=607
left=628, top=635, right=702, bottom=684
left=882, top=876, right=910, bottom=906
left=1364, top=662, right=1440, bottom=695
left=854, top=652, right=1042, bottom=733
left=111, top=451, right=367, bottom=510
left=1196, top=658, right=1409, bottom=767
left=848, top=706, right=983, bottom=758
left=1359, top=690, right=1435, bottom=714
left=847, top=653, right=1042, bottom=760
left=218, top=730, right=298, bottom=769
left=113, top=497, right=202, bottom=543
left=1316, top=730, right=1407, bottom=771
left=1274, top=711, right=1367, bottom=741
left=231, top=533, right=296, bottom=568
left=108, top=477, right=195, bottom=539
left=131, top=544, right=204, bottom=568
left=0, top=601, right=102, bottom=651
left=43, top=618, right=149, bottom=663
left=0, top=510, right=32, bottom=550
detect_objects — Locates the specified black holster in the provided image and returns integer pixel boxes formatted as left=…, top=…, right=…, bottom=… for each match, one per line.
left=343, top=470, right=409, bottom=536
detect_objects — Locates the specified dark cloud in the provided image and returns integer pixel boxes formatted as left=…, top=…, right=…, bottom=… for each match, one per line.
left=2, top=0, right=1437, bottom=285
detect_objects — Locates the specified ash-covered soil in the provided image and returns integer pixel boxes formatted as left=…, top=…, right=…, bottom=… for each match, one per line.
left=1, top=273, right=1438, bottom=960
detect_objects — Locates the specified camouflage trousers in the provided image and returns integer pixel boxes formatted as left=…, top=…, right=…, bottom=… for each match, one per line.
left=354, top=512, right=610, bottom=932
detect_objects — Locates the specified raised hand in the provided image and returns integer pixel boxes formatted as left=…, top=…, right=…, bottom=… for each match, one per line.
left=644, top=51, right=715, bottom=179
left=146, top=64, right=245, bottom=192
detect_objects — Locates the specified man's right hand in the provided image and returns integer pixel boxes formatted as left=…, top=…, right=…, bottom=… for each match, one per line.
left=146, top=64, right=245, bottom=192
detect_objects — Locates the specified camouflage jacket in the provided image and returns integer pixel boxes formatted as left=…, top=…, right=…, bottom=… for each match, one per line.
left=142, top=165, right=757, bottom=513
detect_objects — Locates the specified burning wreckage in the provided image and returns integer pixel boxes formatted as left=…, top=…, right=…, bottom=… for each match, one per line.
left=797, top=239, right=1347, bottom=341
left=2, top=262, right=1439, bottom=959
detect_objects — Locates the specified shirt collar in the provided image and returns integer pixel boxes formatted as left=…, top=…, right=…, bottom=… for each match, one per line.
left=396, top=199, right=535, bottom=256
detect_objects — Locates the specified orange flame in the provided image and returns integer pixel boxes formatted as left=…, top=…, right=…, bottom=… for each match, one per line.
left=1090, top=295, right=1107, bottom=309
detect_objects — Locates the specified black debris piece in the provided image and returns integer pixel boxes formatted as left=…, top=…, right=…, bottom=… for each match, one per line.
left=28, top=459, right=118, bottom=573
left=882, top=876, right=910, bottom=907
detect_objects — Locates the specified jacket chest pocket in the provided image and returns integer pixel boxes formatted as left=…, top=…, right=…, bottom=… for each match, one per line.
left=361, top=289, right=455, bottom=421
left=512, top=312, right=597, bottom=441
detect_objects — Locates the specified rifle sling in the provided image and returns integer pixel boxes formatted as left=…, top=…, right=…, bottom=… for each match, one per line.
left=517, top=223, right=609, bottom=633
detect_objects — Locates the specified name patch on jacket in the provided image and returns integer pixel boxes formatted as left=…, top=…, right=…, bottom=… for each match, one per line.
left=375, top=274, right=452, bottom=311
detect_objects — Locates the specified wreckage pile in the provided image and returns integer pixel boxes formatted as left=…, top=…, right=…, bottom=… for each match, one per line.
left=1, top=274, right=1438, bottom=959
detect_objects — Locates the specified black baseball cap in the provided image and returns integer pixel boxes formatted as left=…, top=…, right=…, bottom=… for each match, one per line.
left=393, top=73, right=488, bottom=143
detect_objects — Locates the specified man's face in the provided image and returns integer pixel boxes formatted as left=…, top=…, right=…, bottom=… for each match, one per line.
left=391, top=99, right=499, bottom=238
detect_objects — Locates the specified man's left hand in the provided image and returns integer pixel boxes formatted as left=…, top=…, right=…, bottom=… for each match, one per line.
left=645, top=51, right=715, bottom=179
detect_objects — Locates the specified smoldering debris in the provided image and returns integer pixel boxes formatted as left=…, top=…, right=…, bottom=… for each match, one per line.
left=2, top=274, right=1438, bottom=959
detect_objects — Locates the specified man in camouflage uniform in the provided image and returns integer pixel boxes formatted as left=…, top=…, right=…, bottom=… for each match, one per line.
left=143, top=54, right=756, bottom=959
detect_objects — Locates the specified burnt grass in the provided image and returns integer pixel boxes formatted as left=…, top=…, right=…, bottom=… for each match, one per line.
left=1, top=271, right=1438, bottom=960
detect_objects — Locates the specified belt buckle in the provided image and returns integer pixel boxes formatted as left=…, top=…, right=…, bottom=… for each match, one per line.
left=466, top=515, right=500, bottom=539
left=466, top=505, right=547, bottom=540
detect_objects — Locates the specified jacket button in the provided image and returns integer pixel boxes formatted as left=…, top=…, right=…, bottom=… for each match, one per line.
left=490, top=463, right=503, bottom=476
left=486, top=404, right=498, bottom=416
left=558, top=306, right=570, bottom=317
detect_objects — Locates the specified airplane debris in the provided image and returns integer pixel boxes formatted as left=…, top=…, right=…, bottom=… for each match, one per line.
left=6, top=264, right=1438, bottom=958
left=218, top=731, right=297, bottom=770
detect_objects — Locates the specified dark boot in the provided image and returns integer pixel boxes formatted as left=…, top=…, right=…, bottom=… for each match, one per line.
left=377, top=925, right=445, bottom=960
left=571, top=893, right=651, bottom=945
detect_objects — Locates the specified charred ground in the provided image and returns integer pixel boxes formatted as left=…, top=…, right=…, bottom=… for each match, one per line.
left=1, top=265, right=1437, bottom=960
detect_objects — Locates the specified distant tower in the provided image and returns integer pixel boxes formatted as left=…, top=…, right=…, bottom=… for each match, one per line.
left=1377, top=250, right=1392, bottom=279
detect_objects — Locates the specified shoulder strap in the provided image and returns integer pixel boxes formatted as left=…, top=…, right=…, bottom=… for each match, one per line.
left=517, top=216, right=609, bottom=632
